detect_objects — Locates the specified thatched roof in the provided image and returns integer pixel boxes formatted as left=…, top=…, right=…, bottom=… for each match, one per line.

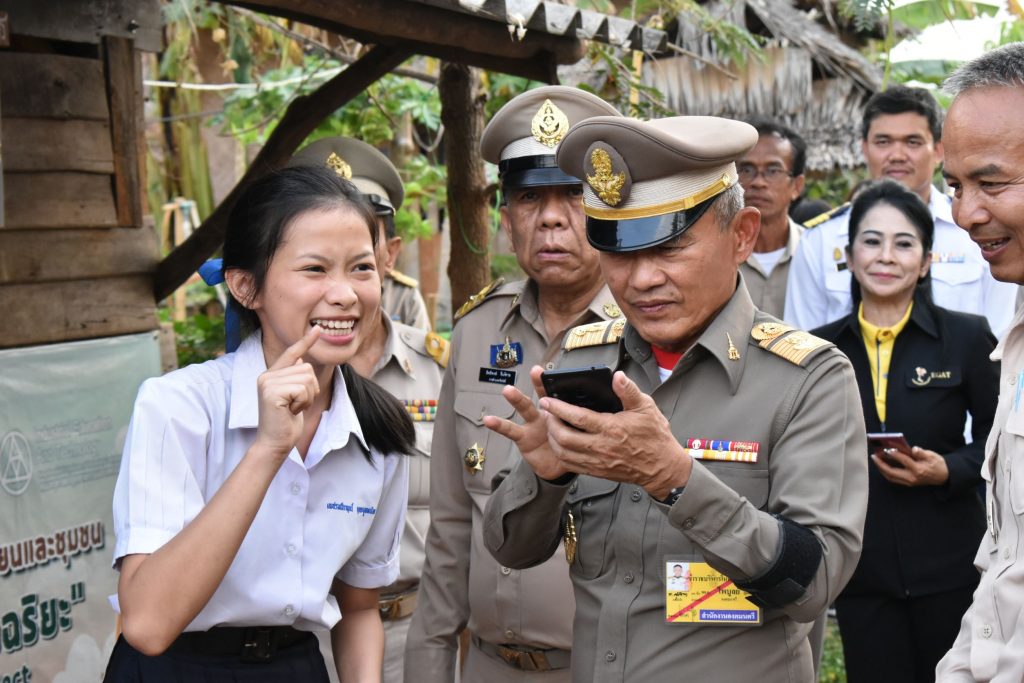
left=643, top=0, right=883, bottom=171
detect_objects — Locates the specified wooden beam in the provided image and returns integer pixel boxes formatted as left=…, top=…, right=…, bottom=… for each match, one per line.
left=3, top=0, right=162, bottom=52
left=1, top=118, right=114, bottom=173
left=225, top=0, right=579, bottom=82
left=0, top=275, right=158, bottom=348
left=0, top=52, right=108, bottom=120
left=103, top=35, right=144, bottom=227
left=153, top=45, right=410, bottom=301
left=3, top=172, right=118, bottom=229
left=0, top=228, right=158, bottom=285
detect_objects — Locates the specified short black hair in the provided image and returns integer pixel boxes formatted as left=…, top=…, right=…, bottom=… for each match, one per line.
left=744, top=118, right=807, bottom=176
left=861, top=85, right=943, bottom=142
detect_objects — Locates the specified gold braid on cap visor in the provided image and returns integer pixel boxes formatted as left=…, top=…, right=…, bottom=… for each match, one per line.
left=584, top=173, right=735, bottom=220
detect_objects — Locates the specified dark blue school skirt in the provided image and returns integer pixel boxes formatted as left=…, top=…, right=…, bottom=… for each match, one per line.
left=103, top=626, right=331, bottom=682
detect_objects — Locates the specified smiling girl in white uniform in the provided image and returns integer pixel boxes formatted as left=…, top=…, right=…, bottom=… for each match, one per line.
left=104, top=166, right=414, bottom=682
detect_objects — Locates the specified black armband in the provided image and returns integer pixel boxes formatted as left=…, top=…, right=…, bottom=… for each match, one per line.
left=734, top=515, right=823, bottom=609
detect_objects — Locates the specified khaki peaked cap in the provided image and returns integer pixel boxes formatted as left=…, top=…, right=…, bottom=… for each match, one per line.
left=555, top=115, right=759, bottom=251
left=287, top=137, right=404, bottom=214
left=481, top=85, right=621, bottom=189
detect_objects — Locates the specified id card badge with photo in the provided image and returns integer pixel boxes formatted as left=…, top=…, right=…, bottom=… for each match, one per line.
left=664, top=556, right=762, bottom=626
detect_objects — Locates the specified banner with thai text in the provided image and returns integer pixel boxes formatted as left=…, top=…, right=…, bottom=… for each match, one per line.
left=0, top=332, right=161, bottom=682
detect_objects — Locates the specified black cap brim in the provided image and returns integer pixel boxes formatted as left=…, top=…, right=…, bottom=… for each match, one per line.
left=499, top=154, right=580, bottom=190
left=586, top=195, right=717, bottom=252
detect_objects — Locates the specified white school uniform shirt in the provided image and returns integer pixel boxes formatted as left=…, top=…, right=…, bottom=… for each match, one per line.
left=784, top=186, right=1017, bottom=337
left=110, top=333, right=409, bottom=632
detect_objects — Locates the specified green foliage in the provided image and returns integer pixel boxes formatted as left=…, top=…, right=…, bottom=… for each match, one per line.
left=819, top=617, right=848, bottom=682
left=490, top=253, right=525, bottom=282
left=158, top=307, right=226, bottom=367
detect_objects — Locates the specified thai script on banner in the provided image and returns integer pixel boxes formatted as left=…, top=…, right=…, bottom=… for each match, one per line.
left=0, top=521, right=105, bottom=576
left=0, top=583, right=85, bottom=654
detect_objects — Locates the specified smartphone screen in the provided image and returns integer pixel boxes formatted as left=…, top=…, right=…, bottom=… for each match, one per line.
left=541, top=366, right=623, bottom=413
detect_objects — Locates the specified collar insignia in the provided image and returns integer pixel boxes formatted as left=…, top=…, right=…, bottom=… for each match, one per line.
left=531, top=99, right=570, bottom=148
left=326, top=152, right=353, bottom=179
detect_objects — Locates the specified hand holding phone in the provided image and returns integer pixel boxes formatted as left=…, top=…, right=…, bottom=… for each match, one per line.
left=867, top=432, right=911, bottom=468
left=540, top=366, right=623, bottom=413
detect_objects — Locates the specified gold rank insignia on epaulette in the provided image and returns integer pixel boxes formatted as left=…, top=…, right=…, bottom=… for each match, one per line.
left=388, top=269, right=419, bottom=288
left=454, top=278, right=505, bottom=322
left=564, top=318, right=627, bottom=351
left=425, top=331, right=450, bottom=368
left=803, top=202, right=851, bottom=229
left=751, top=322, right=830, bottom=366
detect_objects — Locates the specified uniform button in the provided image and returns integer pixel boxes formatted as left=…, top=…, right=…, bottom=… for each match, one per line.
left=605, top=650, right=616, bottom=662
left=569, top=482, right=578, bottom=494
left=504, top=629, right=515, bottom=639
left=501, top=566, right=512, bottom=575
left=585, top=500, right=593, bottom=508
left=623, top=572, right=634, bottom=583
left=284, top=604, right=296, bottom=617
left=1005, top=547, right=1012, bottom=559
left=1010, top=375, right=1018, bottom=386
left=525, top=485, right=534, bottom=495
left=630, top=490, right=642, bottom=502
left=286, top=543, right=297, bottom=556
left=290, top=483, right=301, bottom=495
left=981, top=624, right=993, bottom=639
left=682, top=518, right=695, bottom=530
left=545, top=362, right=555, bottom=370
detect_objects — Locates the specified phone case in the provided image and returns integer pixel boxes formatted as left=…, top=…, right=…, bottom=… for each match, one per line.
left=541, top=366, right=623, bottom=413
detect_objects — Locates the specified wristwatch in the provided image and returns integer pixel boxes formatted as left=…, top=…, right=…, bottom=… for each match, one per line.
left=658, top=485, right=686, bottom=506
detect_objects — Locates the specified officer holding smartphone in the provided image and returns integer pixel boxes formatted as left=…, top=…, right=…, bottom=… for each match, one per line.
left=405, top=86, right=623, bottom=683
left=482, top=116, right=869, bottom=682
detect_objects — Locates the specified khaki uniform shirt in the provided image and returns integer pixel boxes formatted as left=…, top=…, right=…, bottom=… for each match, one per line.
left=739, top=218, right=804, bottom=321
left=372, top=317, right=446, bottom=595
left=936, top=305, right=1024, bottom=683
left=405, top=280, right=621, bottom=682
left=383, top=271, right=432, bottom=331
left=483, top=283, right=868, bottom=683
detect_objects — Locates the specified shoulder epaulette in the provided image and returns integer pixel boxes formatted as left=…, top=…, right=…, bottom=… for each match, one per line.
left=424, top=331, right=450, bottom=368
left=388, top=269, right=419, bottom=288
left=803, top=202, right=851, bottom=229
left=453, top=278, right=505, bottom=322
left=750, top=322, right=831, bottom=367
left=564, top=318, right=627, bottom=351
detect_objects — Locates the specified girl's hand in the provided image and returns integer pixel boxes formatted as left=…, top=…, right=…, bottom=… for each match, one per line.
left=255, top=326, right=321, bottom=457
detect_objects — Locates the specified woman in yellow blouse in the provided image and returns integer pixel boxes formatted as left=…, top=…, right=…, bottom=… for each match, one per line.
left=813, top=179, right=999, bottom=683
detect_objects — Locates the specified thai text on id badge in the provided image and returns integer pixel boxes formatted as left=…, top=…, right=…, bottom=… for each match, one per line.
left=664, top=556, right=762, bottom=626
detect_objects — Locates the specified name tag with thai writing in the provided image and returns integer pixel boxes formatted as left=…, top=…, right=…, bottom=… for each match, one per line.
left=664, top=559, right=762, bottom=626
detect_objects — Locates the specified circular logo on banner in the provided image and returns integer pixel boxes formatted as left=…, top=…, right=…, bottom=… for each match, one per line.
left=0, top=431, right=33, bottom=496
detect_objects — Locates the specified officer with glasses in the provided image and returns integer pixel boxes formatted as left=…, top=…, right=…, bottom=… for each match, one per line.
left=737, top=119, right=808, bottom=321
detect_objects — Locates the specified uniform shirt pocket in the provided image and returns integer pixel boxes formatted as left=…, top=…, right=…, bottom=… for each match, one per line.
left=453, top=390, right=516, bottom=494
left=931, top=261, right=983, bottom=286
left=566, top=477, right=619, bottom=579
left=1004, top=406, right=1024, bottom=514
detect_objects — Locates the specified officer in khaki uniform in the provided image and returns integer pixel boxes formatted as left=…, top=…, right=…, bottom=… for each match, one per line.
left=383, top=269, right=432, bottom=331
left=289, top=137, right=447, bottom=683
left=482, top=116, right=869, bottom=682
left=404, top=86, right=622, bottom=683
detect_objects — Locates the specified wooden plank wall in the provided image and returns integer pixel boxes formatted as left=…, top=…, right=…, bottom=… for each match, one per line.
left=0, top=44, right=159, bottom=348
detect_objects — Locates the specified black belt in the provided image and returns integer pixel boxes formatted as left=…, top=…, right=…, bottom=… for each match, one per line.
left=473, top=635, right=572, bottom=671
left=167, top=626, right=313, bottom=662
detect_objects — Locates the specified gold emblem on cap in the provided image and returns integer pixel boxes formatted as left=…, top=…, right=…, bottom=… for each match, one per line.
left=586, top=148, right=626, bottom=207
left=464, top=443, right=485, bottom=475
left=531, top=99, right=570, bottom=148
left=325, top=152, right=353, bottom=179
left=603, top=302, right=621, bottom=318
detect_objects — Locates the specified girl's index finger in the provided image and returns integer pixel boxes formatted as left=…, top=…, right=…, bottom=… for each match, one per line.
left=269, top=325, right=321, bottom=371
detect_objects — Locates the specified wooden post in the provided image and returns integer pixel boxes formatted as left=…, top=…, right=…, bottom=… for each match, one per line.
left=439, top=62, right=491, bottom=314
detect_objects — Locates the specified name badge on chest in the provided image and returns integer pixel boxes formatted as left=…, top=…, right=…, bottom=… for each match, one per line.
left=664, top=558, right=762, bottom=626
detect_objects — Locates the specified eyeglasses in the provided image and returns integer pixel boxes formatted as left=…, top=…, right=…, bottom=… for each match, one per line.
left=737, top=165, right=794, bottom=184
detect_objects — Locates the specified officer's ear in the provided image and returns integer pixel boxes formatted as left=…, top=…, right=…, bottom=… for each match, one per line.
left=384, top=236, right=402, bottom=273
left=730, top=206, right=761, bottom=265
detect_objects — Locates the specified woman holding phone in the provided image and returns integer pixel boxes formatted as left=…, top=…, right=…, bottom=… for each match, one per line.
left=104, top=165, right=414, bottom=682
left=813, top=179, right=998, bottom=683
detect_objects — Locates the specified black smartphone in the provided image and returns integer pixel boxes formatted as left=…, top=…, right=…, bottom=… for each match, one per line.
left=540, top=366, right=623, bottom=413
